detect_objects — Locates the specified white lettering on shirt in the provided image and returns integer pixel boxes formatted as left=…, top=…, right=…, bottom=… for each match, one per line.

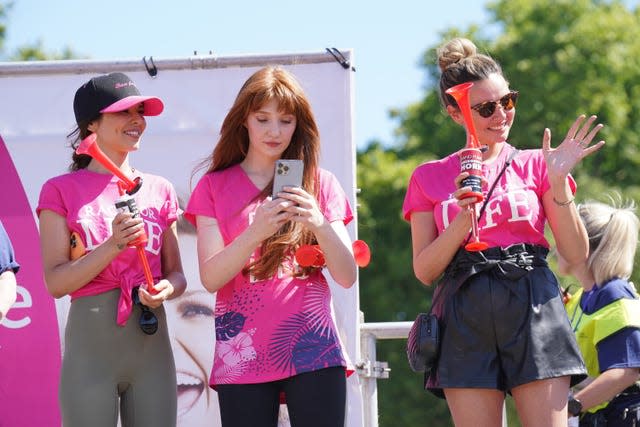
left=505, top=189, right=532, bottom=223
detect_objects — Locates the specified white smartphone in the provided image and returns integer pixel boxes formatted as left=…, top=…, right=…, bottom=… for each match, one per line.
left=272, top=159, right=303, bottom=198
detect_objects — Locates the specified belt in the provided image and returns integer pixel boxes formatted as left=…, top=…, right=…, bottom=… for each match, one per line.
left=431, top=244, right=549, bottom=317
left=444, top=243, right=548, bottom=282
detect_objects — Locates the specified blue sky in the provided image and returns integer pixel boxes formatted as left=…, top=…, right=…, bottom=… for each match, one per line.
left=3, top=0, right=489, bottom=150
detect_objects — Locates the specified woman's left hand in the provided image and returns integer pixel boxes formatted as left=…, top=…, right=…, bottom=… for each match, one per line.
left=542, top=114, right=605, bottom=179
left=138, top=279, right=174, bottom=309
left=275, top=186, right=326, bottom=231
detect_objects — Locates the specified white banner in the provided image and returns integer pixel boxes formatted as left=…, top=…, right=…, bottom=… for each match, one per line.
left=0, top=52, right=363, bottom=427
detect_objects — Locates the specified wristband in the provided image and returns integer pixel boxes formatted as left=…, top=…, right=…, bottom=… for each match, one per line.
left=553, top=196, right=575, bottom=207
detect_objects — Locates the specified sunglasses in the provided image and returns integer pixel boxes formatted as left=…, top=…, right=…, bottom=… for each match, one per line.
left=470, top=91, right=519, bottom=118
left=132, top=286, right=158, bottom=335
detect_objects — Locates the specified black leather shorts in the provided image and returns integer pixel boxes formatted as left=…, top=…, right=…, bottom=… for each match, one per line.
left=427, top=249, right=586, bottom=396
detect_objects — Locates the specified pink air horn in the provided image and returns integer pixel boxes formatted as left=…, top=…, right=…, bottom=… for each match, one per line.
left=76, top=134, right=157, bottom=293
left=445, top=82, right=488, bottom=252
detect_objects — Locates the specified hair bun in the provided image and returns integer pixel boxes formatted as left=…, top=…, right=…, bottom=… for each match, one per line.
left=437, top=37, right=478, bottom=72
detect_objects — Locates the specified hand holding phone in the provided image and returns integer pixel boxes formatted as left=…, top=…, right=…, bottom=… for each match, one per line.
left=272, top=159, right=303, bottom=198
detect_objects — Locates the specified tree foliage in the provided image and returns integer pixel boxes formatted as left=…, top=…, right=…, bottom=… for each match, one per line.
left=357, top=0, right=640, bottom=425
left=0, top=1, right=82, bottom=61
left=3, top=0, right=640, bottom=425
left=11, top=39, right=78, bottom=61
left=0, top=1, right=10, bottom=53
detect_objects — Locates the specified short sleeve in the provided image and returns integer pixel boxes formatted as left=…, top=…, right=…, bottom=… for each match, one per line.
left=184, top=174, right=216, bottom=227
left=597, top=328, right=640, bottom=371
left=36, top=179, right=68, bottom=218
left=402, top=166, right=435, bottom=221
left=0, top=221, right=19, bottom=274
left=164, top=182, right=181, bottom=225
left=318, top=170, right=353, bottom=226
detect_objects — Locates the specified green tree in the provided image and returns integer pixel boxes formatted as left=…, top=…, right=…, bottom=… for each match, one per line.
left=0, top=1, right=9, bottom=53
left=11, top=39, right=78, bottom=60
left=357, top=0, right=640, bottom=425
left=0, top=1, right=82, bottom=60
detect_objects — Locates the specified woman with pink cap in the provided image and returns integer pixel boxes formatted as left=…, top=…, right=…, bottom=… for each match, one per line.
left=37, top=72, right=186, bottom=426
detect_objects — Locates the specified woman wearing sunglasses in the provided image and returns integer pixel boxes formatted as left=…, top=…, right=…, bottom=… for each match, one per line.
left=402, top=37, right=605, bottom=426
left=37, top=72, right=186, bottom=427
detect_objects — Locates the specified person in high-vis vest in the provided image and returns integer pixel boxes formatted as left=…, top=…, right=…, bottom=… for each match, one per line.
left=560, top=198, right=640, bottom=426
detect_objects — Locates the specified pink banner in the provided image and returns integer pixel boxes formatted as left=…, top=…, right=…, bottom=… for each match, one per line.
left=0, top=136, right=61, bottom=426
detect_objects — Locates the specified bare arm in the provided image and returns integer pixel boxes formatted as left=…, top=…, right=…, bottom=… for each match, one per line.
left=0, top=270, right=17, bottom=321
left=39, top=209, right=144, bottom=298
left=543, top=186, right=589, bottom=266
left=196, top=215, right=256, bottom=293
left=542, top=115, right=605, bottom=266
left=280, top=186, right=356, bottom=288
left=573, top=367, right=640, bottom=412
left=196, top=197, right=296, bottom=293
left=410, top=208, right=473, bottom=285
left=310, top=219, right=356, bottom=289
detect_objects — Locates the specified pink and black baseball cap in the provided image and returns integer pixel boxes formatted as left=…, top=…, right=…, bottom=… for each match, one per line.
left=73, top=72, right=164, bottom=124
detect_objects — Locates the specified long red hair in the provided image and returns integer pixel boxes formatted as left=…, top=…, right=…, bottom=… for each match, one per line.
left=195, top=66, right=322, bottom=279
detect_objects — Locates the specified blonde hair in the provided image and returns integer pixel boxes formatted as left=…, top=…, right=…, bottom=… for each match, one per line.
left=578, top=196, right=640, bottom=285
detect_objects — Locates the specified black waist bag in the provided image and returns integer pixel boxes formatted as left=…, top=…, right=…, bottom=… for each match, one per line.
left=406, top=312, right=439, bottom=373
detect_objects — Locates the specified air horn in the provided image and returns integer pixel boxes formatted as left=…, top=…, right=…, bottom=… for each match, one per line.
left=76, top=134, right=157, bottom=293
left=445, top=82, right=488, bottom=252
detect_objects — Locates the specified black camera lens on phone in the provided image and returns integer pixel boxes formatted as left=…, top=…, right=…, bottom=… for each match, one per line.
left=276, top=162, right=290, bottom=175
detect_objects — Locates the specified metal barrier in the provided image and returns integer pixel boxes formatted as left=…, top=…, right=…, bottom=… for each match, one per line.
left=357, top=321, right=412, bottom=427
left=356, top=320, right=507, bottom=427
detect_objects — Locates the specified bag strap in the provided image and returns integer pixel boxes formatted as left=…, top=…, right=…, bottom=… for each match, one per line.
left=429, top=148, right=520, bottom=315
left=464, top=148, right=520, bottom=245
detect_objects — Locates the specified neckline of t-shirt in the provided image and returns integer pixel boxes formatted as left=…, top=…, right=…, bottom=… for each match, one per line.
left=77, top=167, right=142, bottom=181
left=232, top=163, right=263, bottom=194
left=481, top=144, right=513, bottom=172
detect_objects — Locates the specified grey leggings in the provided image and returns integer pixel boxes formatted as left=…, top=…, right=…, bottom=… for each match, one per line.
left=59, top=289, right=177, bottom=427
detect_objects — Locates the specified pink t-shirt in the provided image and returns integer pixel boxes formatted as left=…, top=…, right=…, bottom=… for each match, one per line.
left=403, top=145, right=576, bottom=248
left=37, top=169, right=180, bottom=324
left=185, top=164, right=353, bottom=386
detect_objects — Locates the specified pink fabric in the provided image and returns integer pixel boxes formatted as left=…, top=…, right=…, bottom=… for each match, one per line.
left=185, top=165, right=353, bottom=386
left=100, top=95, right=164, bottom=116
left=0, top=136, right=62, bottom=426
left=402, top=145, right=576, bottom=248
left=37, top=169, right=179, bottom=325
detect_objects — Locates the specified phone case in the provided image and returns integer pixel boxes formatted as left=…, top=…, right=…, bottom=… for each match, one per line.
left=272, top=159, right=303, bottom=198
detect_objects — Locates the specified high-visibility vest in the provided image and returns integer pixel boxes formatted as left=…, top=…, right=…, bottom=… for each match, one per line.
left=566, top=287, right=640, bottom=413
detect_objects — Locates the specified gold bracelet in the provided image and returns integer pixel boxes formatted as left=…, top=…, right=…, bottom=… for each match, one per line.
left=553, top=196, right=575, bottom=207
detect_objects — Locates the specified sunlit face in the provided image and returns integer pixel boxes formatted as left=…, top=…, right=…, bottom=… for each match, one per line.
left=466, top=73, right=515, bottom=147
left=244, top=99, right=297, bottom=161
left=88, top=103, right=147, bottom=157
left=166, top=232, right=220, bottom=426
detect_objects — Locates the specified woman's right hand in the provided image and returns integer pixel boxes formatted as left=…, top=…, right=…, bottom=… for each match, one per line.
left=247, top=196, right=297, bottom=241
left=110, top=212, right=145, bottom=251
